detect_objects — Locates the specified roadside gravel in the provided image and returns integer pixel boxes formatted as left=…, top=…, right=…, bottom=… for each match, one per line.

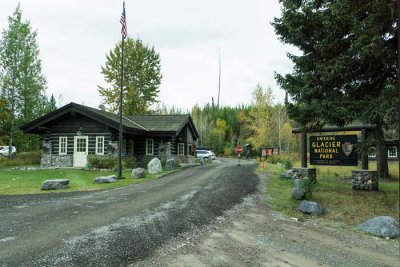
left=132, top=170, right=400, bottom=267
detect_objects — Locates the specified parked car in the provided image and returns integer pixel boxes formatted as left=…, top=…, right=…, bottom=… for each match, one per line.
left=208, top=151, right=217, bottom=160
left=0, top=146, right=16, bottom=158
left=195, top=150, right=213, bottom=161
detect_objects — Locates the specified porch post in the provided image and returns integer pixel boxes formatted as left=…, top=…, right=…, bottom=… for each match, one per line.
left=301, top=131, right=307, bottom=168
left=361, top=129, right=369, bottom=170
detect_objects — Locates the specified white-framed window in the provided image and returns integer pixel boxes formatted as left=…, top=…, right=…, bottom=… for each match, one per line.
left=59, top=136, right=67, bottom=155
left=96, top=136, right=104, bottom=155
left=388, top=146, right=398, bottom=158
left=146, top=139, right=154, bottom=155
left=368, top=147, right=376, bottom=158
left=178, top=143, right=185, bottom=155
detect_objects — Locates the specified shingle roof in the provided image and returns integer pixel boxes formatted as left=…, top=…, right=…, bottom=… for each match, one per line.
left=76, top=104, right=148, bottom=131
left=127, top=115, right=190, bottom=132
left=21, top=102, right=199, bottom=139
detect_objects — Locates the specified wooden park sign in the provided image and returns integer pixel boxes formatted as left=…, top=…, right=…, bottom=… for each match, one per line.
left=309, top=135, right=358, bottom=166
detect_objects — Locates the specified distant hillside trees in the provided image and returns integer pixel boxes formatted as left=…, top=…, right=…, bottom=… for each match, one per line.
left=98, top=38, right=162, bottom=115
left=186, top=84, right=297, bottom=156
left=0, top=5, right=56, bottom=151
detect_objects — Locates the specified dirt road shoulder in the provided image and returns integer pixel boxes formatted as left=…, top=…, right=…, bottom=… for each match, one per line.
left=133, top=171, right=399, bottom=267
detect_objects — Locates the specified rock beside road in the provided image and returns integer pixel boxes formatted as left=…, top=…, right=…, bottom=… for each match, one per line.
left=165, top=159, right=176, bottom=170
left=93, top=175, right=116, bottom=183
left=291, top=187, right=305, bottom=200
left=147, top=158, right=162, bottom=174
left=41, top=179, right=69, bottom=190
left=299, top=200, right=325, bottom=215
left=357, top=216, right=399, bottom=239
left=132, top=168, right=146, bottom=179
left=293, top=178, right=303, bottom=188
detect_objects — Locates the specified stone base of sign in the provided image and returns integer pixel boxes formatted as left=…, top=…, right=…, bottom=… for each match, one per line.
left=291, top=168, right=317, bottom=183
left=352, top=170, right=379, bottom=190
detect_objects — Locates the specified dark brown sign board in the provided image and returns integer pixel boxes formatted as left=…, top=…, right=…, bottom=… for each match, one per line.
left=261, top=147, right=278, bottom=157
left=309, top=135, right=358, bottom=166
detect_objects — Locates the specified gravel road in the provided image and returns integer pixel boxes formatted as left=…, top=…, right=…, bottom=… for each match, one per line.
left=0, top=158, right=258, bottom=266
left=1, top=158, right=398, bottom=267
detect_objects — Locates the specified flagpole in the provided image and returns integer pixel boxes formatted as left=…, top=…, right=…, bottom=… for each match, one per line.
left=118, top=36, right=124, bottom=179
left=118, top=1, right=126, bottom=179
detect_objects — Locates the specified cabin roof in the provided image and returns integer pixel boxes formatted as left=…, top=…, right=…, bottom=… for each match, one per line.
left=20, top=102, right=199, bottom=138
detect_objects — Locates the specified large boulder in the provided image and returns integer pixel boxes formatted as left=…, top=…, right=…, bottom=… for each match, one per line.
left=299, top=200, right=325, bottom=215
left=357, top=216, right=399, bottom=239
left=93, top=175, right=116, bottom=184
left=291, top=187, right=305, bottom=200
left=132, top=168, right=146, bottom=179
left=165, top=159, right=176, bottom=170
left=147, top=158, right=162, bottom=174
left=41, top=179, right=69, bottom=190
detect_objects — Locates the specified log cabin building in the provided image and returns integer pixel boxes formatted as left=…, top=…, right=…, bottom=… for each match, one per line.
left=21, top=102, right=199, bottom=167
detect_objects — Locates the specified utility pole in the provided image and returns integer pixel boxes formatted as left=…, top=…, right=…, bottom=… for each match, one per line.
left=217, top=49, right=221, bottom=109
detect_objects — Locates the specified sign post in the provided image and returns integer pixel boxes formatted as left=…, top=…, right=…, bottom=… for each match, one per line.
left=235, top=146, right=243, bottom=166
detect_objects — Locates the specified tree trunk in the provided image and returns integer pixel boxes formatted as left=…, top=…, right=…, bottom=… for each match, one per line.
left=375, top=124, right=389, bottom=179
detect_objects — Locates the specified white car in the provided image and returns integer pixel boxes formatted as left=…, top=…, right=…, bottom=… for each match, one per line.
left=0, top=146, right=16, bottom=157
left=195, top=150, right=212, bottom=160
left=196, top=150, right=216, bottom=160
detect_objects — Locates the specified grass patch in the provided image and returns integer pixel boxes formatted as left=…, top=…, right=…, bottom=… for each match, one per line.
left=0, top=151, right=41, bottom=168
left=0, top=167, right=180, bottom=195
left=263, top=163, right=301, bottom=218
left=264, top=163, right=400, bottom=226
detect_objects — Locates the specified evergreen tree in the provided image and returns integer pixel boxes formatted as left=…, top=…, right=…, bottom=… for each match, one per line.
left=273, top=0, right=398, bottom=178
left=98, top=38, right=162, bottom=115
left=44, top=94, right=57, bottom=113
left=0, top=5, right=48, bottom=151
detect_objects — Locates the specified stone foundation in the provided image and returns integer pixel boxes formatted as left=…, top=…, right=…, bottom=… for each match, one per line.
left=291, top=168, right=317, bottom=183
left=352, top=170, right=379, bottom=190
left=41, top=154, right=73, bottom=168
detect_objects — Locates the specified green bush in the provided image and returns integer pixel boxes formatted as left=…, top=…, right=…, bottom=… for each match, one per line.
left=123, top=156, right=137, bottom=169
left=267, top=154, right=293, bottom=169
left=223, top=147, right=233, bottom=157
left=301, top=177, right=315, bottom=199
left=87, top=155, right=117, bottom=169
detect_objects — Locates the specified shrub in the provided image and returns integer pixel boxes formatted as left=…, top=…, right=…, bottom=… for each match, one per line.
left=224, top=147, right=233, bottom=157
left=267, top=154, right=293, bottom=169
left=88, top=155, right=117, bottom=169
left=301, top=177, right=315, bottom=199
left=123, top=156, right=138, bottom=169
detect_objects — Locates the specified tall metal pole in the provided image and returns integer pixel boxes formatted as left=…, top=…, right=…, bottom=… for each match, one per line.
left=217, top=49, right=221, bottom=109
left=118, top=37, right=124, bottom=179
left=118, top=1, right=126, bottom=179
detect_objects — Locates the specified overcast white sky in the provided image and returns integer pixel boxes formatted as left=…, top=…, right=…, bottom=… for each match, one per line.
left=0, top=0, right=297, bottom=111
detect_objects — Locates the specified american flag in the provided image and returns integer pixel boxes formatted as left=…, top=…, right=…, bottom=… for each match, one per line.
left=120, top=2, right=127, bottom=39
